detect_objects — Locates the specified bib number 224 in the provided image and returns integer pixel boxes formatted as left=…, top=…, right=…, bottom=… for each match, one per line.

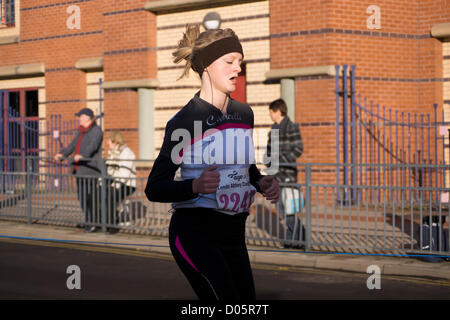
left=218, top=190, right=256, bottom=213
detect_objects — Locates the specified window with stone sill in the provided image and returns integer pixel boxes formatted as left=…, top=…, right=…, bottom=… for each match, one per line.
left=0, top=0, right=15, bottom=28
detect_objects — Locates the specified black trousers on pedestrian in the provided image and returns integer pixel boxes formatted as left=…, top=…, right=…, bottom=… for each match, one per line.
left=76, top=177, right=99, bottom=227
left=279, top=187, right=306, bottom=246
left=285, top=215, right=306, bottom=244
left=169, top=207, right=255, bottom=301
left=104, top=181, right=136, bottom=225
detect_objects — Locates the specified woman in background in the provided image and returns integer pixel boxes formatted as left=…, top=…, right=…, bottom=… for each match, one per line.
left=106, top=131, right=137, bottom=227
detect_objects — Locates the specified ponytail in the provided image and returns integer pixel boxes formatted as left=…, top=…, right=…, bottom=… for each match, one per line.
left=172, top=24, right=201, bottom=80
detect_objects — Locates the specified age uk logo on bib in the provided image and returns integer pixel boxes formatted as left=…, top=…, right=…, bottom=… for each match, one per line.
left=216, top=168, right=256, bottom=214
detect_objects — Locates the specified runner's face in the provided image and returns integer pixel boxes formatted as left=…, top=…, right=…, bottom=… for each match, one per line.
left=205, top=52, right=242, bottom=95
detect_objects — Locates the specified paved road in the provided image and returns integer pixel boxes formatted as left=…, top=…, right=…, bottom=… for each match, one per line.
left=1, top=238, right=449, bottom=300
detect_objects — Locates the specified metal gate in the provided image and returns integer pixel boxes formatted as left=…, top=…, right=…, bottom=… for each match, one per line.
left=0, top=89, right=39, bottom=171
left=0, top=90, right=82, bottom=192
left=0, top=78, right=104, bottom=176
left=335, top=65, right=445, bottom=206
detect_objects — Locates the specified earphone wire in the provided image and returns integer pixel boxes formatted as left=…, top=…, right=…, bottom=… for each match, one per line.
left=206, top=68, right=212, bottom=165
left=206, top=68, right=228, bottom=114
left=205, top=68, right=229, bottom=166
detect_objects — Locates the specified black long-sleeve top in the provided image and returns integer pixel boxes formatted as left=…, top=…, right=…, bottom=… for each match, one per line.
left=145, top=92, right=263, bottom=214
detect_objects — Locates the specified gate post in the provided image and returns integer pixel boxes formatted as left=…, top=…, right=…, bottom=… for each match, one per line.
left=26, top=157, right=32, bottom=224
left=342, top=64, right=349, bottom=197
left=350, top=65, right=356, bottom=203
left=99, top=78, right=103, bottom=130
left=101, top=162, right=107, bottom=233
left=336, top=65, right=356, bottom=205
left=305, top=164, right=312, bottom=251
left=335, top=66, right=340, bottom=201
left=434, top=104, right=438, bottom=205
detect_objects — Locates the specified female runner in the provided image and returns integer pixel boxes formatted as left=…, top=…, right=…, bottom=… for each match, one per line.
left=145, top=24, right=279, bottom=300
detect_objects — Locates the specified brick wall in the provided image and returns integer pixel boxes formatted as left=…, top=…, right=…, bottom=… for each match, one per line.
left=268, top=0, right=450, bottom=188
left=0, top=0, right=448, bottom=181
left=102, top=0, right=156, bottom=156
left=0, top=0, right=157, bottom=159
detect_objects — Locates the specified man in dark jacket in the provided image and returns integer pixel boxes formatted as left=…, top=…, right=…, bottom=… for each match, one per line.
left=55, top=108, right=103, bottom=232
left=264, top=99, right=304, bottom=248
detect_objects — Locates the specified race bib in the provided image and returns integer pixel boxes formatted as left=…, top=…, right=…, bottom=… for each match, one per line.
left=216, top=168, right=256, bottom=214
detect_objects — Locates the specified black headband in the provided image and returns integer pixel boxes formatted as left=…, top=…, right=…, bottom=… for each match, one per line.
left=191, top=37, right=244, bottom=76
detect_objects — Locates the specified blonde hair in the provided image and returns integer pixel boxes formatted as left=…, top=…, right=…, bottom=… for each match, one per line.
left=108, top=131, right=125, bottom=147
left=172, top=24, right=239, bottom=80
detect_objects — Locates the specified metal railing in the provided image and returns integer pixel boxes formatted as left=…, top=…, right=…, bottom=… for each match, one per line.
left=0, top=156, right=449, bottom=257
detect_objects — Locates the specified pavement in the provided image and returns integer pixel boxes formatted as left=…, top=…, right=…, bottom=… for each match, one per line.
left=0, top=220, right=449, bottom=281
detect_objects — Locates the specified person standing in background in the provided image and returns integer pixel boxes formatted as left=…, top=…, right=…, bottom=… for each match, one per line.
left=55, top=108, right=103, bottom=233
left=264, top=99, right=304, bottom=249
left=105, top=131, right=137, bottom=227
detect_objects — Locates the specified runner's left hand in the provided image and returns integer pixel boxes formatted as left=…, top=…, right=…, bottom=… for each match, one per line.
left=259, top=176, right=280, bottom=203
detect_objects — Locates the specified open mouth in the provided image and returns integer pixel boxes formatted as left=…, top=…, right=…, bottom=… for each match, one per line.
left=230, top=76, right=238, bottom=82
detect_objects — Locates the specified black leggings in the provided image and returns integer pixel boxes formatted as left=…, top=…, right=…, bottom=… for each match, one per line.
left=169, top=207, right=255, bottom=301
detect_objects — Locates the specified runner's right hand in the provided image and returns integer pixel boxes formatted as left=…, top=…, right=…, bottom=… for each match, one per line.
left=192, top=166, right=220, bottom=194
left=259, top=175, right=280, bottom=203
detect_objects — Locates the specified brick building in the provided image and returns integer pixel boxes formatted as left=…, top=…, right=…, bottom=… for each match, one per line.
left=0, top=0, right=449, bottom=181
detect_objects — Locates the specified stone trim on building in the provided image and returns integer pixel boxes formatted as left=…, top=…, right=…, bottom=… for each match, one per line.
left=145, top=0, right=263, bottom=14
left=431, top=22, right=450, bottom=42
left=0, top=63, right=45, bottom=79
